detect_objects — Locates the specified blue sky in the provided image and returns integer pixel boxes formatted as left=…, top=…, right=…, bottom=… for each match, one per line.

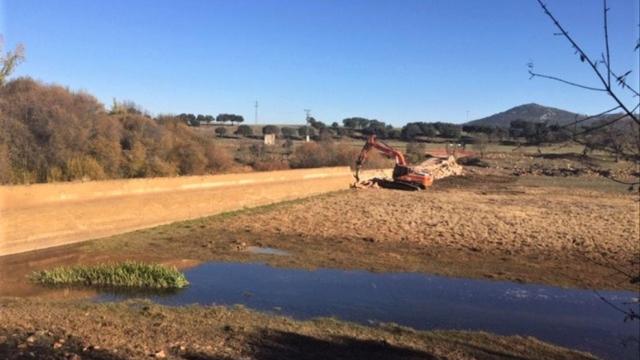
left=2, top=0, right=639, bottom=125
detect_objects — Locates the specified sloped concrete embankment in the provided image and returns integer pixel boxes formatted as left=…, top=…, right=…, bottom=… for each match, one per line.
left=0, top=167, right=358, bottom=257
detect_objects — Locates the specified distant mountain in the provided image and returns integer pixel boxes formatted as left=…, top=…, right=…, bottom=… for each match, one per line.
left=466, top=103, right=586, bottom=128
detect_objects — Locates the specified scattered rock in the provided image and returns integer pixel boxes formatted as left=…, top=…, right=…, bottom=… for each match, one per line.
left=154, top=350, right=166, bottom=358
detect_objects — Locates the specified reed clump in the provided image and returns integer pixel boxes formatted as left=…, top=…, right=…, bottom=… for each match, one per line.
left=30, top=262, right=189, bottom=289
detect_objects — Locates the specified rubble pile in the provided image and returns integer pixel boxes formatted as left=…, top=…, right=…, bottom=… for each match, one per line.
left=416, top=155, right=464, bottom=180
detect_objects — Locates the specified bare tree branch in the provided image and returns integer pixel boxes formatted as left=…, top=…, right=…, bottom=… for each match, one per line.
left=603, top=0, right=611, bottom=87
left=535, top=0, right=640, bottom=125
left=559, top=105, right=621, bottom=130
left=609, top=69, right=640, bottom=97
left=573, top=104, right=640, bottom=137
left=528, top=70, right=608, bottom=92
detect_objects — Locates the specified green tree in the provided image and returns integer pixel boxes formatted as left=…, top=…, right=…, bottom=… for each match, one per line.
left=235, top=124, right=253, bottom=137
left=401, top=123, right=422, bottom=140
left=217, top=113, right=244, bottom=125
left=298, top=126, right=315, bottom=137
left=281, top=127, right=296, bottom=139
left=419, top=123, right=437, bottom=137
left=307, top=117, right=326, bottom=130
left=342, top=118, right=358, bottom=129
left=215, top=127, right=227, bottom=137
left=262, top=125, right=280, bottom=136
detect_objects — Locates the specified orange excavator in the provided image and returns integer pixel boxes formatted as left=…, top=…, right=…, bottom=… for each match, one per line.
left=355, top=135, right=433, bottom=190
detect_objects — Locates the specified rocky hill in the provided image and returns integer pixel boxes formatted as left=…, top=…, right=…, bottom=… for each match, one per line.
left=466, top=103, right=585, bottom=128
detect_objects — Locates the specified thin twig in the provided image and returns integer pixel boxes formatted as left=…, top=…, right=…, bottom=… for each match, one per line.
left=604, top=0, right=611, bottom=87
left=594, top=290, right=640, bottom=321
left=609, top=69, right=640, bottom=97
left=528, top=71, right=607, bottom=92
left=559, top=105, right=621, bottom=130
left=573, top=104, right=640, bottom=136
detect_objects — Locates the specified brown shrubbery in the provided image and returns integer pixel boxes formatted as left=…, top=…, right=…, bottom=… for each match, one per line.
left=0, top=77, right=395, bottom=185
left=0, top=78, right=234, bottom=184
left=405, top=142, right=427, bottom=164
left=235, top=143, right=289, bottom=171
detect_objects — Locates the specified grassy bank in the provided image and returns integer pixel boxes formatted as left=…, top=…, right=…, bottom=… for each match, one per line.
left=30, top=262, right=189, bottom=289
left=0, top=298, right=598, bottom=360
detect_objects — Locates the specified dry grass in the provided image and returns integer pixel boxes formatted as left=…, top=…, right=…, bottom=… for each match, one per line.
left=0, top=298, right=598, bottom=360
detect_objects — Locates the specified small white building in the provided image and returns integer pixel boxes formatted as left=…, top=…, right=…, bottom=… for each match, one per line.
left=264, top=133, right=276, bottom=145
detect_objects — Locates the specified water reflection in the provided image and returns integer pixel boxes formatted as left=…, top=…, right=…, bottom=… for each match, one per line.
left=97, top=262, right=639, bottom=360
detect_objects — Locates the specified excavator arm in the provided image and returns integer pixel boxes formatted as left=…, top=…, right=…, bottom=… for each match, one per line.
left=355, top=135, right=406, bottom=181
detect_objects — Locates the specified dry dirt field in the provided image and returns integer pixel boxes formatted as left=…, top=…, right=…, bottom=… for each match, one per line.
left=71, top=170, right=639, bottom=291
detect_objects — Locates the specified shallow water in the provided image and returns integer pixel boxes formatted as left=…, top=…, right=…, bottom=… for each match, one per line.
left=98, top=262, right=640, bottom=360
left=246, top=246, right=290, bottom=256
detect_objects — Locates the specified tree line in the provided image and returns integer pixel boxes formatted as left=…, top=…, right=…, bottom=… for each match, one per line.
left=177, top=113, right=245, bottom=127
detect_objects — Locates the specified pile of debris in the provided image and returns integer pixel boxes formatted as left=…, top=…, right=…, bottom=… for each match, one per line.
left=415, top=155, right=464, bottom=180
left=353, top=155, right=465, bottom=190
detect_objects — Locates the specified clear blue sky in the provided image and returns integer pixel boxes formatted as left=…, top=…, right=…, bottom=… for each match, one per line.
left=2, top=0, right=638, bottom=125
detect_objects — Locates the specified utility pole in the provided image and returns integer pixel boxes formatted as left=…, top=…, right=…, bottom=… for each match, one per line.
left=304, top=109, right=311, bottom=124
left=466, top=110, right=469, bottom=123
left=254, top=101, right=259, bottom=125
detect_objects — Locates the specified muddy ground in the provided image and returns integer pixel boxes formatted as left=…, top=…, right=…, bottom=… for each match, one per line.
left=0, top=298, right=597, bottom=360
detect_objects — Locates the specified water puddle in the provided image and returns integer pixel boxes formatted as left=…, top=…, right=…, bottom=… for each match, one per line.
left=246, top=246, right=290, bottom=256
left=96, top=262, right=639, bottom=360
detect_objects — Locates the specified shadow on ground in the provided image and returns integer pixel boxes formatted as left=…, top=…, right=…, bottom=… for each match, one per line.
left=184, top=329, right=434, bottom=360
left=0, top=330, right=124, bottom=360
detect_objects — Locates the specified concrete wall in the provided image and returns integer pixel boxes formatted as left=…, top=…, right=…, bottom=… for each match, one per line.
left=0, top=167, right=361, bottom=257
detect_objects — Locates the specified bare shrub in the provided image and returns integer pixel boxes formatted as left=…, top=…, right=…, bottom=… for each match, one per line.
left=252, top=158, right=290, bottom=171
left=364, top=150, right=395, bottom=169
left=289, top=142, right=329, bottom=168
left=406, top=142, right=427, bottom=164
left=170, top=142, right=207, bottom=176
left=204, top=143, right=234, bottom=172
left=145, top=156, right=177, bottom=177
left=235, top=143, right=289, bottom=171
left=289, top=141, right=392, bottom=169
left=0, top=143, right=12, bottom=184
left=472, top=133, right=489, bottom=158
left=0, top=78, right=244, bottom=183
left=330, top=143, right=360, bottom=166
left=65, top=156, right=106, bottom=181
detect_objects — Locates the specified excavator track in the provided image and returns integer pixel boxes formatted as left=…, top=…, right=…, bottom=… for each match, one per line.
left=378, top=179, right=423, bottom=191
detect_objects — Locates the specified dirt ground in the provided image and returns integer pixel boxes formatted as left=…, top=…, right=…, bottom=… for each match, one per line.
left=0, top=152, right=638, bottom=360
left=0, top=298, right=597, bottom=360
left=60, top=168, right=638, bottom=291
